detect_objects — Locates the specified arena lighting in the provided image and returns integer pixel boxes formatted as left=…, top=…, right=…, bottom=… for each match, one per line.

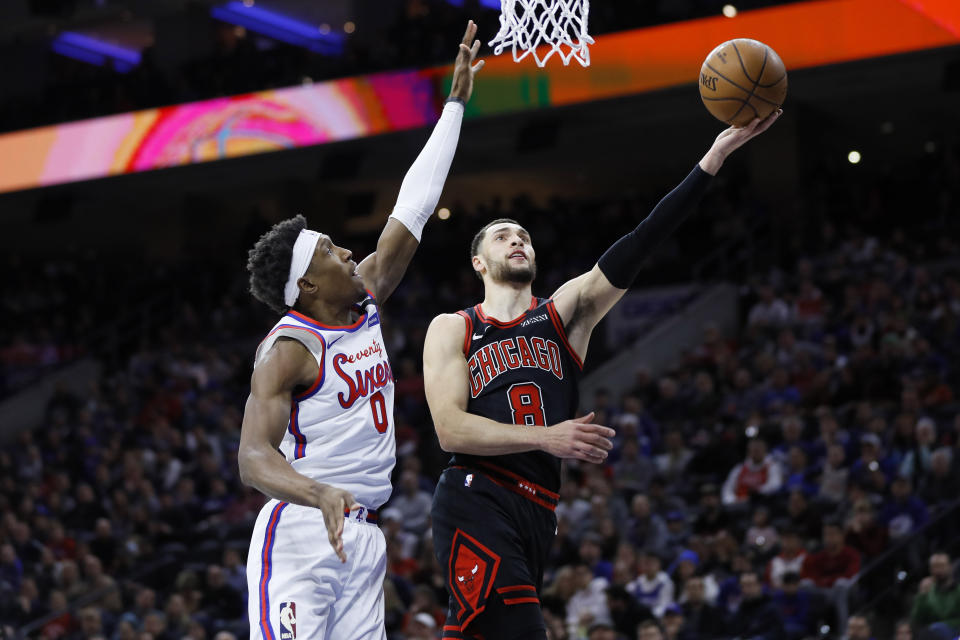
left=722, top=4, right=738, bottom=18
left=848, top=150, right=862, bottom=164
left=51, top=31, right=142, bottom=72
left=211, top=1, right=345, bottom=55
left=437, top=207, right=451, bottom=220
left=446, top=0, right=502, bottom=9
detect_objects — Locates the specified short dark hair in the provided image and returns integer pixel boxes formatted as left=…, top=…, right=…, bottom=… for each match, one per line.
left=470, top=218, right=521, bottom=258
left=247, top=215, right=308, bottom=314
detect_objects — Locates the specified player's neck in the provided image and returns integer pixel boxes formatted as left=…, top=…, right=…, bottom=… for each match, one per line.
left=295, top=297, right=360, bottom=327
left=480, top=281, right=533, bottom=321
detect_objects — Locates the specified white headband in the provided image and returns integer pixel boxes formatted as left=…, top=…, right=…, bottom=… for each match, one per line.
left=284, top=229, right=321, bottom=307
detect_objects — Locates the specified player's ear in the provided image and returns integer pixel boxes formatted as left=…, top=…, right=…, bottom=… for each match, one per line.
left=298, top=276, right=319, bottom=297
left=471, top=255, right=485, bottom=276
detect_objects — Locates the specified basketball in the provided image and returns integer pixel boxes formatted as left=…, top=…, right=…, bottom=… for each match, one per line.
left=699, top=38, right=788, bottom=127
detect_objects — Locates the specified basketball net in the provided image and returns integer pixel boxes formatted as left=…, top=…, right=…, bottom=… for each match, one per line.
left=488, top=0, right=594, bottom=67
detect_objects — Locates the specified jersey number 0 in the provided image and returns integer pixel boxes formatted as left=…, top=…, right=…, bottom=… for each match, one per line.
left=507, top=382, right=546, bottom=426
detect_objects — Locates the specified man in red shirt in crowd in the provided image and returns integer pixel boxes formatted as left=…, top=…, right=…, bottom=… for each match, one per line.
left=721, top=438, right=783, bottom=507
left=802, top=520, right=861, bottom=635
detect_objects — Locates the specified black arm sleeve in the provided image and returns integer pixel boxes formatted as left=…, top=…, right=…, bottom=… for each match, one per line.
left=597, top=164, right=713, bottom=289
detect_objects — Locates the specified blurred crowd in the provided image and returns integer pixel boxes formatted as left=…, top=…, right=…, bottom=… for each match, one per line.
left=1, top=138, right=960, bottom=640
left=5, top=0, right=798, bottom=134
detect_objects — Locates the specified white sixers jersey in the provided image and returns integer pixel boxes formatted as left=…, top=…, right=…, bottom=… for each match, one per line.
left=254, top=299, right=396, bottom=509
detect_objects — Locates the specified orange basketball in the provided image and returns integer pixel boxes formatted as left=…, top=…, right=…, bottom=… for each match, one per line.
left=699, top=38, right=787, bottom=127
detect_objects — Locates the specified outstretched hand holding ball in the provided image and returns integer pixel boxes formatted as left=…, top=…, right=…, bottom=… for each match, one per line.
left=699, top=38, right=787, bottom=126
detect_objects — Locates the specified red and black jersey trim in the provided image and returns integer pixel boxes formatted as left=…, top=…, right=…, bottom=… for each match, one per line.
left=473, top=297, right=538, bottom=328
left=456, top=310, right=474, bottom=357
left=545, top=300, right=583, bottom=370
left=453, top=461, right=559, bottom=512
left=496, top=584, right=540, bottom=605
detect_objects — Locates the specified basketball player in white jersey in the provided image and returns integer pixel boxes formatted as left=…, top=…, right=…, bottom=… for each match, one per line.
left=238, top=22, right=484, bottom=640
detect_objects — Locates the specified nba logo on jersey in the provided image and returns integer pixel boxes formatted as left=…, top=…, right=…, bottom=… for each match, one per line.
left=279, top=602, right=296, bottom=639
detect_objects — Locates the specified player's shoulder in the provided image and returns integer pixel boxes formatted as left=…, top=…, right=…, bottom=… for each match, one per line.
left=252, top=336, right=317, bottom=391
left=428, top=311, right=468, bottom=331
left=426, top=312, right=468, bottom=345
left=259, top=335, right=315, bottom=366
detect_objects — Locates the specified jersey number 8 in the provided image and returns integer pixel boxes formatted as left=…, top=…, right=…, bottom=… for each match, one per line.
left=507, top=382, right=546, bottom=426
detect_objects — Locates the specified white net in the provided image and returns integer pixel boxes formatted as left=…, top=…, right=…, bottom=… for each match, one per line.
left=488, top=0, right=594, bottom=68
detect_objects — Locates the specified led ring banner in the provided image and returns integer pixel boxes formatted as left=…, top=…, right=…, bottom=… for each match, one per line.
left=0, top=0, right=956, bottom=195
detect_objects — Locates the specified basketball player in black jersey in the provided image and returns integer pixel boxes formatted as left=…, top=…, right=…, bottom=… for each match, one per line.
left=423, top=109, right=782, bottom=640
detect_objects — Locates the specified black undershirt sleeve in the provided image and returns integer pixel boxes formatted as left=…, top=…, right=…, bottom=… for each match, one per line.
left=597, top=164, right=713, bottom=289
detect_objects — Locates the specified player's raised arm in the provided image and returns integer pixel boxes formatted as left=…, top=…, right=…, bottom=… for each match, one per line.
left=356, top=20, right=485, bottom=304
left=238, top=339, right=359, bottom=562
left=551, top=110, right=782, bottom=357
left=423, top=313, right=614, bottom=463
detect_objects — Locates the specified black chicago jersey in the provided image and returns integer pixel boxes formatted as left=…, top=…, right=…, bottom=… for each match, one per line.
left=449, top=296, right=583, bottom=494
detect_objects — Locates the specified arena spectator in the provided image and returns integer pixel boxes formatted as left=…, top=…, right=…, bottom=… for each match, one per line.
left=802, top=521, right=861, bottom=634
left=779, top=488, right=823, bottom=541
left=726, top=570, right=785, bottom=640
left=849, top=434, right=895, bottom=487
left=580, top=533, right=614, bottom=582
left=626, top=495, right=668, bottom=557
left=687, top=492, right=722, bottom=540
left=881, top=476, right=929, bottom=540
left=661, top=604, right=685, bottom=640
left=678, top=576, right=724, bottom=638
left=722, top=438, right=783, bottom=506
left=748, top=284, right=792, bottom=329
left=744, top=507, right=779, bottom=553
left=390, top=470, right=434, bottom=535
left=627, top=551, right=674, bottom=618
left=772, top=572, right=826, bottom=640
left=921, top=448, right=960, bottom=507
left=586, top=620, right=617, bottom=640
left=844, top=499, right=889, bottom=562
left=566, top=563, right=611, bottom=640
left=612, top=438, right=653, bottom=499
left=605, top=584, right=654, bottom=637
left=895, top=619, right=914, bottom=640
left=910, top=552, right=960, bottom=639
left=818, top=443, right=850, bottom=504
left=767, top=528, right=807, bottom=589
left=200, top=565, right=243, bottom=623
left=901, top=418, right=939, bottom=484
left=654, top=431, right=692, bottom=486
left=404, top=611, right=438, bottom=640
left=845, top=614, right=875, bottom=640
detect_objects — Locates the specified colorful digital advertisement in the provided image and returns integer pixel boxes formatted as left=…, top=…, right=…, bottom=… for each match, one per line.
left=0, top=0, right=956, bottom=195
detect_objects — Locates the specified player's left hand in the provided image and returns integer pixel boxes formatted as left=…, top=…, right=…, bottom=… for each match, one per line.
left=315, top=483, right=360, bottom=563
left=448, top=20, right=485, bottom=103
left=699, top=109, right=781, bottom=175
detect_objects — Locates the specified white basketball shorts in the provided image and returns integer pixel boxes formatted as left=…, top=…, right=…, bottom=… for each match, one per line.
left=247, top=500, right=387, bottom=640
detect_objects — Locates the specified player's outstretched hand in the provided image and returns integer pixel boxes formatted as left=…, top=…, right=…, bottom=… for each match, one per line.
left=315, top=484, right=361, bottom=563
left=699, top=108, right=782, bottom=175
left=540, top=412, right=614, bottom=464
left=449, top=20, right=485, bottom=104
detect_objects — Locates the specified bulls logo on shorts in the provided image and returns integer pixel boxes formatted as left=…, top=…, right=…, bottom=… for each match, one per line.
left=448, top=529, right=501, bottom=626
left=279, top=602, right=296, bottom=639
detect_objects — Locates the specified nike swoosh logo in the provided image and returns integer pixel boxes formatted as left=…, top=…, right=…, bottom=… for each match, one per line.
left=327, top=335, right=344, bottom=348
left=472, top=334, right=486, bottom=340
